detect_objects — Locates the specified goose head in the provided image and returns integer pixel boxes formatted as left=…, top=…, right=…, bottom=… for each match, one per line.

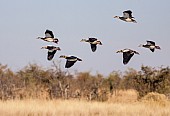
left=96, top=40, right=102, bottom=45
left=131, top=19, right=137, bottom=23
left=138, top=44, right=143, bottom=47
left=53, top=38, right=59, bottom=44
left=155, top=46, right=161, bottom=50
left=116, top=50, right=123, bottom=53
left=133, top=51, right=140, bottom=55
left=114, top=16, right=119, bottom=19
left=59, top=55, right=67, bottom=59
left=80, top=39, right=87, bottom=42
left=41, top=46, right=48, bottom=49
left=55, top=47, right=61, bottom=51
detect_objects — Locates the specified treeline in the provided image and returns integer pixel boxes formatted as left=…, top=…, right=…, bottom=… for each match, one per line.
left=0, top=62, right=170, bottom=101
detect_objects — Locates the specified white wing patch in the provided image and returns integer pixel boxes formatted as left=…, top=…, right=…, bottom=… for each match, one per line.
left=45, top=33, right=52, bottom=38
left=68, top=59, right=77, bottom=61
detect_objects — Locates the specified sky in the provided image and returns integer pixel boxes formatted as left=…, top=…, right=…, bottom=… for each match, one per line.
left=0, top=0, right=170, bottom=76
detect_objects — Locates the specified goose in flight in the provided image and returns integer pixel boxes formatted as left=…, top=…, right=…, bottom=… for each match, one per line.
left=41, top=45, right=61, bottom=60
left=116, top=48, right=139, bottom=64
left=59, top=55, right=82, bottom=68
left=37, top=30, right=59, bottom=44
left=80, top=38, right=102, bottom=52
left=139, top=40, right=161, bottom=52
left=114, top=10, right=137, bottom=23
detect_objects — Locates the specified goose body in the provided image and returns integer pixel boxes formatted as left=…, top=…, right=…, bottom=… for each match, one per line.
left=139, top=41, right=161, bottom=52
left=59, top=55, right=82, bottom=68
left=116, top=48, right=139, bottom=64
left=114, top=10, right=137, bottom=23
left=41, top=45, right=61, bottom=60
left=37, top=30, right=59, bottom=44
left=80, top=38, right=102, bottom=52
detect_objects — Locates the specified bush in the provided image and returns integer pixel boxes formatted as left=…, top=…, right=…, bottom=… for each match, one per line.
left=0, top=63, right=170, bottom=101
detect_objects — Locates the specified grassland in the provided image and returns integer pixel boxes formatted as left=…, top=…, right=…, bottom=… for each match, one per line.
left=0, top=90, right=170, bottom=116
left=0, top=99, right=170, bottom=116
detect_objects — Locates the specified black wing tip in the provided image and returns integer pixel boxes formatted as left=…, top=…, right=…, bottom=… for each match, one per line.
left=45, top=29, right=52, bottom=33
left=46, top=29, right=52, bottom=31
left=65, top=66, right=70, bottom=68
left=65, top=65, right=72, bottom=68
left=47, top=58, right=53, bottom=61
left=150, top=49, right=155, bottom=52
left=91, top=44, right=97, bottom=52
left=92, top=49, right=96, bottom=52
left=47, top=55, right=54, bottom=61
left=147, top=40, right=155, bottom=44
left=123, top=62, right=128, bottom=65
left=124, top=10, right=132, bottom=13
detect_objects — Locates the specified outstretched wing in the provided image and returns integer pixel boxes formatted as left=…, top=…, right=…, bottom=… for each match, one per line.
left=123, top=52, right=134, bottom=64
left=65, top=56, right=80, bottom=68
left=45, top=30, right=54, bottom=38
left=47, top=50, right=56, bottom=60
left=123, top=10, right=133, bottom=18
left=150, top=48, right=155, bottom=52
left=90, top=44, right=97, bottom=52
left=65, top=60, right=76, bottom=68
left=147, top=41, right=155, bottom=46
left=89, top=38, right=97, bottom=42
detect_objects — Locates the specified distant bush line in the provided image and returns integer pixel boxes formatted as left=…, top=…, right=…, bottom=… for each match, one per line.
left=0, top=62, right=169, bottom=101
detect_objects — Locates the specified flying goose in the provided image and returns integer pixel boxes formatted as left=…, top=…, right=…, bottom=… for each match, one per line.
left=116, top=48, right=139, bottom=64
left=114, top=10, right=137, bottom=23
left=59, top=55, right=82, bottom=68
left=37, top=30, right=59, bottom=44
left=80, top=38, right=102, bottom=52
left=41, top=45, right=61, bottom=60
left=139, top=40, right=161, bottom=52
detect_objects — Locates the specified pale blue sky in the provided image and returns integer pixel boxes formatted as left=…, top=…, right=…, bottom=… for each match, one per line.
left=0, top=0, right=170, bottom=75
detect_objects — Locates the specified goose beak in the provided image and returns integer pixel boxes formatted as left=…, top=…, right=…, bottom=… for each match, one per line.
left=59, top=55, right=64, bottom=58
left=138, top=44, right=142, bottom=47
left=80, top=39, right=84, bottom=42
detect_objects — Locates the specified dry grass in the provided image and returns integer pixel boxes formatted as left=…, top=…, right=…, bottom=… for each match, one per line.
left=0, top=90, right=170, bottom=116
left=108, top=89, right=138, bottom=103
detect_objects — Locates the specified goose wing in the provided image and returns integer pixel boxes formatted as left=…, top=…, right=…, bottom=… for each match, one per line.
left=47, top=50, right=56, bottom=60
left=123, top=10, right=133, bottom=18
left=90, top=44, right=97, bottom=52
left=123, top=51, right=134, bottom=64
left=89, top=38, right=97, bottom=42
left=147, top=41, right=155, bottom=46
left=150, top=48, right=155, bottom=52
left=45, top=30, right=54, bottom=38
left=65, top=56, right=77, bottom=68
left=65, top=60, right=76, bottom=68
